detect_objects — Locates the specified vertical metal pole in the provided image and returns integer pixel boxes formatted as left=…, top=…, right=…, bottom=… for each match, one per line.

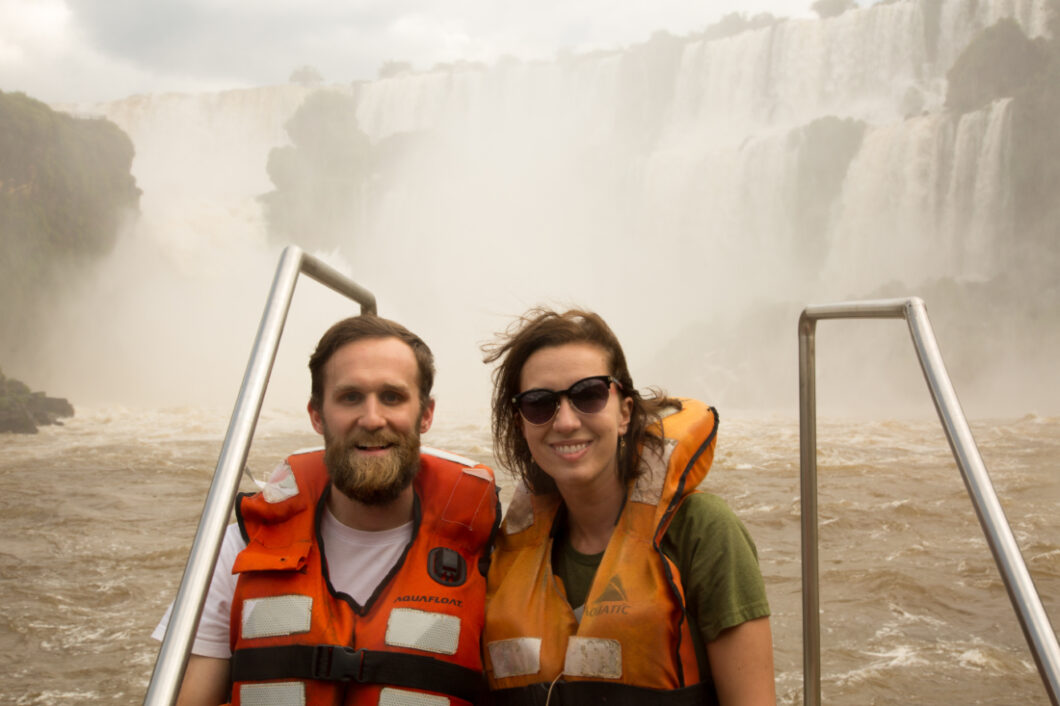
left=798, top=313, right=821, bottom=706
left=904, top=300, right=1060, bottom=706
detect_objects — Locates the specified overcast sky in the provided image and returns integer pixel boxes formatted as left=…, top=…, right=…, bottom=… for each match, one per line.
left=0, top=0, right=857, bottom=104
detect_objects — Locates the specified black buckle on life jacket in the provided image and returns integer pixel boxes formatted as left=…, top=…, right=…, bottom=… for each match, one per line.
left=310, top=645, right=365, bottom=682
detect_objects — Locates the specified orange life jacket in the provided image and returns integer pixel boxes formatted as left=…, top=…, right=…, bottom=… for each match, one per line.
left=228, top=447, right=498, bottom=706
left=484, top=400, right=719, bottom=705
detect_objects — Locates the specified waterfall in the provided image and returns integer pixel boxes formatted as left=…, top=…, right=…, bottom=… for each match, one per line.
left=824, top=99, right=1013, bottom=290
left=45, top=0, right=1051, bottom=414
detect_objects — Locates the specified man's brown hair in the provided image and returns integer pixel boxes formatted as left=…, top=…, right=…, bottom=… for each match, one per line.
left=309, top=314, right=435, bottom=411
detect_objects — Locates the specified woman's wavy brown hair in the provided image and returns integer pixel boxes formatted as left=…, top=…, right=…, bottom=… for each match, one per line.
left=482, top=307, right=679, bottom=494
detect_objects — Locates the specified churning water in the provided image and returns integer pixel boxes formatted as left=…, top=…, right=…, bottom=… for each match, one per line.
left=0, top=408, right=1056, bottom=704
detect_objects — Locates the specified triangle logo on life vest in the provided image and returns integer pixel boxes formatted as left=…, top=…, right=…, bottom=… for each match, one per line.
left=595, top=575, right=627, bottom=603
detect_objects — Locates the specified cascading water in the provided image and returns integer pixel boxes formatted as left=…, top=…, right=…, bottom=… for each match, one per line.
left=37, top=0, right=1055, bottom=417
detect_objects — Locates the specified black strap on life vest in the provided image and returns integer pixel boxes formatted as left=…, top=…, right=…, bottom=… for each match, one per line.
left=231, top=644, right=486, bottom=703
left=488, top=680, right=717, bottom=706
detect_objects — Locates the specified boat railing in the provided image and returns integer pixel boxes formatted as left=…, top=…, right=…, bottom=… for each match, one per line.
left=143, top=245, right=376, bottom=706
left=798, top=297, right=1059, bottom=706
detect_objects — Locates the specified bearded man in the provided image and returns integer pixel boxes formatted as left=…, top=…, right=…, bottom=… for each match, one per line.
left=154, top=315, right=498, bottom=706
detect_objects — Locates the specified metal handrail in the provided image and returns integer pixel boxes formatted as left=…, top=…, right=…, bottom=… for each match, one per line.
left=143, top=245, right=376, bottom=706
left=798, top=297, right=1060, bottom=706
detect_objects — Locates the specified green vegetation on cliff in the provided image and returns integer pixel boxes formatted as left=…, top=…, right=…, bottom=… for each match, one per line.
left=0, top=90, right=140, bottom=349
left=260, top=90, right=372, bottom=249
left=0, top=91, right=140, bottom=260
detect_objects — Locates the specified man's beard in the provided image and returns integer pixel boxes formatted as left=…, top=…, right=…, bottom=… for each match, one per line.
left=322, top=424, right=422, bottom=506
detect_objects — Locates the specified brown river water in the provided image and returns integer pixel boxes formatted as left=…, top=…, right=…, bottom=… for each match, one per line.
left=1, top=407, right=1057, bottom=704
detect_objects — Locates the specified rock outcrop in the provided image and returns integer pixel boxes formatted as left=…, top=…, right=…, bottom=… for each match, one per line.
left=0, top=369, right=74, bottom=434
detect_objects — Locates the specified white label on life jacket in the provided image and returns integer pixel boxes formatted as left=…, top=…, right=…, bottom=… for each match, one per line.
left=379, top=687, right=450, bottom=706
left=262, top=460, right=301, bottom=503
left=487, top=637, right=542, bottom=678
left=630, top=438, right=676, bottom=505
left=563, top=636, right=622, bottom=679
left=239, top=681, right=305, bottom=705
left=241, top=595, right=313, bottom=639
left=502, top=486, right=535, bottom=535
left=385, top=608, right=460, bottom=655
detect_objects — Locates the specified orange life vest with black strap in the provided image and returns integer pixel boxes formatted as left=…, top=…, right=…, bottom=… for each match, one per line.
left=228, top=447, right=498, bottom=706
left=484, top=399, right=719, bottom=706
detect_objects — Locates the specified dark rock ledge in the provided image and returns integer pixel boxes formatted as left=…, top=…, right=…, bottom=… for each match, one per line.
left=0, top=369, right=74, bottom=434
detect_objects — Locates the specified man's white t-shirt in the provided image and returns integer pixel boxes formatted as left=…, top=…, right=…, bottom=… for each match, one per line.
left=153, top=508, right=413, bottom=658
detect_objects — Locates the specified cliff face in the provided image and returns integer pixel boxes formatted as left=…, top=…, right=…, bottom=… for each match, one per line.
left=0, top=90, right=141, bottom=358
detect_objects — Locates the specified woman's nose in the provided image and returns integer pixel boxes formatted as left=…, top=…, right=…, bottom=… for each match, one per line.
left=551, top=396, right=581, bottom=431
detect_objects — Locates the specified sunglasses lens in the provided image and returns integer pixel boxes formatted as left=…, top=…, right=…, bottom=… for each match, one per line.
left=568, top=377, right=612, bottom=414
left=515, top=376, right=616, bottom=424
left=517, top=390, right=560, bottom=425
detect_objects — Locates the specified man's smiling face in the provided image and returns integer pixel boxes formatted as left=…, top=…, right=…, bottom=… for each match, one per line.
left=308, top=336, right=434, bottom=505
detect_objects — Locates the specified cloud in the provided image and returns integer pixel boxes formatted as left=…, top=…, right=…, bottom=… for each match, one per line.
left=2, top=0, right=828, bottom=104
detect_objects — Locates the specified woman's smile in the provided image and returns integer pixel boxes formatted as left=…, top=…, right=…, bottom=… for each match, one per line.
left=550, top=439, right=592, bottom=460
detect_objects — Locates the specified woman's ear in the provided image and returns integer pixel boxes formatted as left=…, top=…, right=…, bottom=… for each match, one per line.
left=618, top=395, right=632, bottom=435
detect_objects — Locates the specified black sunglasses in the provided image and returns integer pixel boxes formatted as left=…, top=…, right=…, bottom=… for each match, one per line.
left=512, top=375, right=622, bottom=426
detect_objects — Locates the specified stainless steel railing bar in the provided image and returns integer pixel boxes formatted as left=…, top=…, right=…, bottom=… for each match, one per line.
left=799, top=296, right=1059, bottom=706
left=299, top=253, right=377, bottom=311
left=797, top=313, right=821, bottom=706
left=802, top=298, right=911, bottom=319
left=144, top=245, right=376, bottom=706
left=904, top=299, right=1060, bottom=704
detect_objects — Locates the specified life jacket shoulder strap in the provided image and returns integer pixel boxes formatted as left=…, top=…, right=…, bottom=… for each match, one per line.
left=231, top=644, right=487, bottom=704
left=417, top=450, right=498, bottom=551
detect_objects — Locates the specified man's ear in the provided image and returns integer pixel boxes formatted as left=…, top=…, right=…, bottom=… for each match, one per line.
left=308, top=399, right=325, bottom=435
left=419, top=398, right=436, bottom=434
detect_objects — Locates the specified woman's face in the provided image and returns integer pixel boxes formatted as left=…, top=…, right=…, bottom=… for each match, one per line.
left=517, top=342, right=632, bottom=493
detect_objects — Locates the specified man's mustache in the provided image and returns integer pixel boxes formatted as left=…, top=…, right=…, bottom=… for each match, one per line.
left=340, top=430, right=403, bottom=448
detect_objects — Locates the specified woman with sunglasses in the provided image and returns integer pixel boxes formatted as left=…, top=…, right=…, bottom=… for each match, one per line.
left=481, top=308, right=775, bottom=705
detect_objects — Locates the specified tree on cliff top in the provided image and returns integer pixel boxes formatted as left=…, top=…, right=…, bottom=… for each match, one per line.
left=289, top=65, right=324, bottom=86
left=811, top=0, right=857, bottom=19
left=260, top=90, right=371, bottom=250
left=0, top=91, right=140, bottom=257
left=0, top=90, right=140, bottom=357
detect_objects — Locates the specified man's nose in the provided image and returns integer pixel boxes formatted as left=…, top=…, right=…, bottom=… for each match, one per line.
left=358, top=396, right=386, bottom=429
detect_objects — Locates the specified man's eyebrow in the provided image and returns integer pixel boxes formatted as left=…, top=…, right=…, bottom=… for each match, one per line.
left=331, top=381, right=410, bottom=393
